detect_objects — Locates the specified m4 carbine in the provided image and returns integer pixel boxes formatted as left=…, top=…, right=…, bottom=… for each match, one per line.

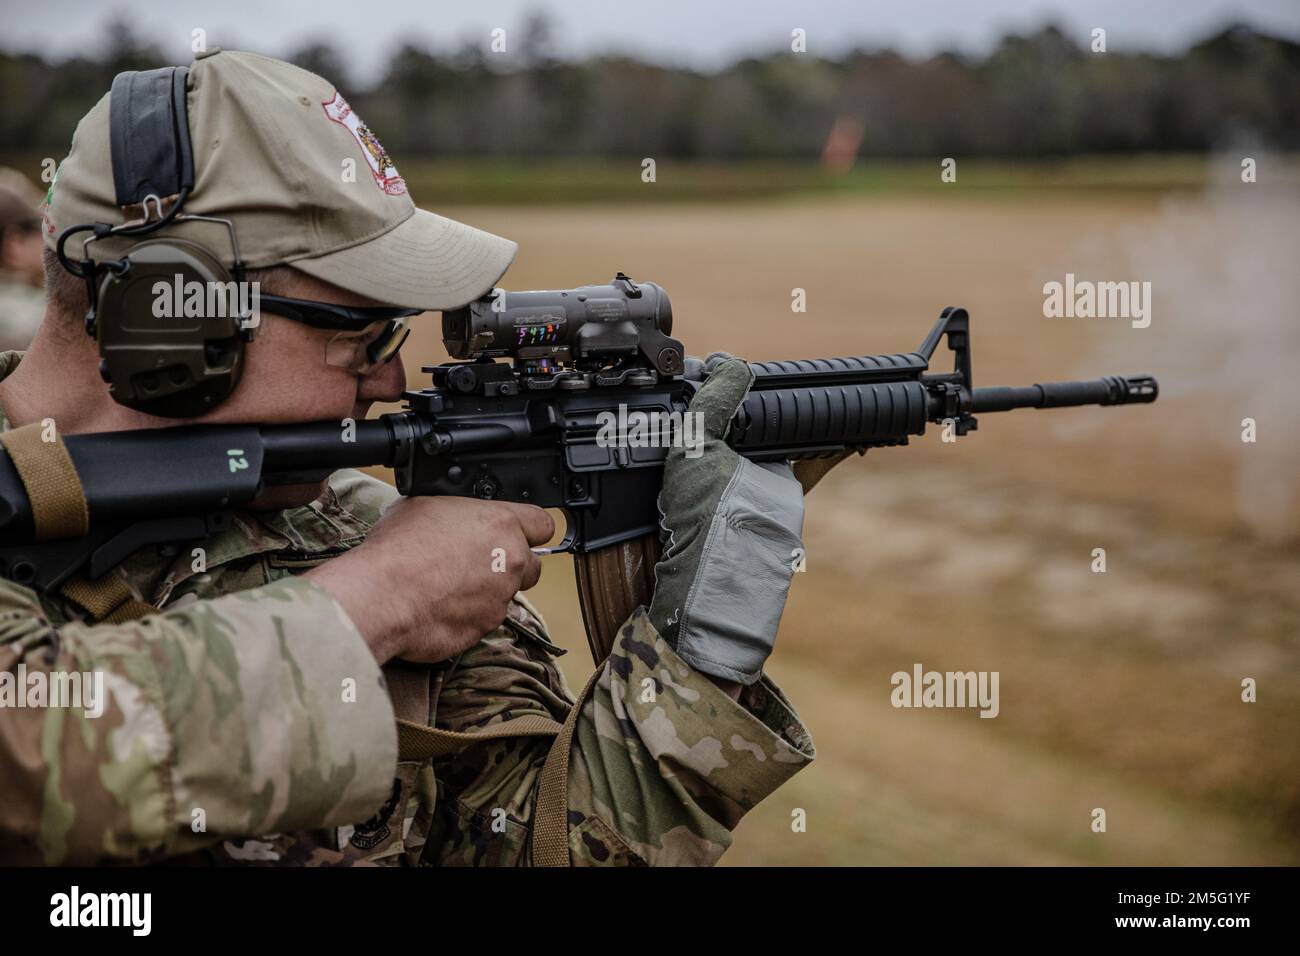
left=0, top=273, right=1157, bottom=662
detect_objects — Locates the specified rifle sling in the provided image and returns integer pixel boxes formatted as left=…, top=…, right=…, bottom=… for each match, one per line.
left=395, top=714, right=562, bottom=761
left=531, top=667, right=601, bottom=867
left=0, top=422, right=90, bottom=542
left=60, top=573, right=158, bottom=624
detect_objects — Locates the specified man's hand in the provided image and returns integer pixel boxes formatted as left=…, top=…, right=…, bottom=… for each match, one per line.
left=648, top=354, right=805, bottom=687
left=305, top=497, right=554, bottom=665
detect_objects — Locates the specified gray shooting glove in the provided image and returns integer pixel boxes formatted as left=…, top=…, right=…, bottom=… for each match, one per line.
left=648, top=354, right=805, bottom=685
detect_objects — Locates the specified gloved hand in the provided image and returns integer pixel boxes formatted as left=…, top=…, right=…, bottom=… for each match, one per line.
left=647, top=354, right=805, bottom=685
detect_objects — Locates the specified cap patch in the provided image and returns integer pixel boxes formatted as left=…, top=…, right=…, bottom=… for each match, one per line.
left=42, top=167, right=58, bottom=235
left=322, top=92, right=406, bottom=196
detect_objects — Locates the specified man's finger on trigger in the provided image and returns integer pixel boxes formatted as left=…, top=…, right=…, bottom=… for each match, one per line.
left=510, top=503, right=556, bottom=547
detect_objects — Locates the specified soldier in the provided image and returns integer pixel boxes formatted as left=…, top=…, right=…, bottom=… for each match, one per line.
left=0, top=167, right=46, bottom=352
left=0, top=50, right=814, bottom=866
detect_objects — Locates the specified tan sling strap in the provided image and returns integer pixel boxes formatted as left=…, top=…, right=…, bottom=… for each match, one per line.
left=396, top=713, right=564, bottom=762
left=0, top=422, right=90, bottom=541
left=60, top=572, right=158, bottom=624
left=531, top=666, right=602, bottom=867
left=384, top=660, right=561, bottom=763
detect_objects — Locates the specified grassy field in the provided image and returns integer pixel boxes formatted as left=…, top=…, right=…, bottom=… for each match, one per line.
left=392, top=154, right=1237, bottom=203
left=9, top=153, right=1298, bottom=206
left=372, top=170, right=1300, bottom=865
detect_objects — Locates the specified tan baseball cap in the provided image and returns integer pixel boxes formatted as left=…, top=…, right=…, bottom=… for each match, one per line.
left=44, top=48, right=516, bottom=310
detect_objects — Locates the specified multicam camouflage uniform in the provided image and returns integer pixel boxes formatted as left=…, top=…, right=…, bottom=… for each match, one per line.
left=0, top=350, right=814, bottom=866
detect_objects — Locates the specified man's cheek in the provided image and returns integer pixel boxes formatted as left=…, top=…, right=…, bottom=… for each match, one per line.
left=312, top=370, right=366, bottom=420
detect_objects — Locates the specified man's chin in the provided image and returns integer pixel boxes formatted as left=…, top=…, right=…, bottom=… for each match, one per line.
left=247, top=481, right=329, bottom=511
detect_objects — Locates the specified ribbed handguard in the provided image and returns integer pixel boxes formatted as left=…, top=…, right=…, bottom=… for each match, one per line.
left=728, top=379, right=931, bottom=458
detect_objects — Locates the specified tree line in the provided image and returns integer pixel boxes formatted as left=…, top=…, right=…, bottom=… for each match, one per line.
left=2, top=17, right=1297, bottom=159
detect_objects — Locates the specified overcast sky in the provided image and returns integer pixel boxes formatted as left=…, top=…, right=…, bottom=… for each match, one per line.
left=2, top=0, right=1297, bottom=84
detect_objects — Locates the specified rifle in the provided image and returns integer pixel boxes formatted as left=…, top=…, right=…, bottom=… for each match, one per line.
left=0, top=273, right=1157, bottom=663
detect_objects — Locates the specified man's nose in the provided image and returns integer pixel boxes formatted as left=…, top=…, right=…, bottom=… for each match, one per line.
left=358, top=352, right=407, bottom=403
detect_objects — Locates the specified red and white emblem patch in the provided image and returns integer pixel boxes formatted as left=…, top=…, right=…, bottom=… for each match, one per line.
left=322, top=92, right=407, bottom=196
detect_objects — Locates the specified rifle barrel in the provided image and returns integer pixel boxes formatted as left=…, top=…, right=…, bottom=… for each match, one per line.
left=969, top=375, right=1157, bottom=413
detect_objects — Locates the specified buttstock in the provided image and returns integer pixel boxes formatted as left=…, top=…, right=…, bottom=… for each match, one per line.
left=573, top=533, right=663, bottom=664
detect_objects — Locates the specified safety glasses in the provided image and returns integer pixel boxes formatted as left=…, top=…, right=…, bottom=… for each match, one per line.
left=257, top=293, right=419, bottom=374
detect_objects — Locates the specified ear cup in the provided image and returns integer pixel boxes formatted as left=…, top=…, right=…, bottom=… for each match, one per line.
left=95, top=238, right=247, bottom=417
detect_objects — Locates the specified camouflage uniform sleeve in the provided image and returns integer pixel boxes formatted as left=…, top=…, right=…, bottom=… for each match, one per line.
left=427, top=603, right=814, bottom=866
left=563, top=609, right=814, bottom=865
left=0, top=576, right=397, bottom=865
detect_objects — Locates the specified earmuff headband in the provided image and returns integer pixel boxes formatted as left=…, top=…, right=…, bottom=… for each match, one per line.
left=108, top=67, right=194, bottom=222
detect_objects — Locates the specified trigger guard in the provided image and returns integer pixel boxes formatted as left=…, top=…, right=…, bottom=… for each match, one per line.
left=530, top=510, right=578, bottom=556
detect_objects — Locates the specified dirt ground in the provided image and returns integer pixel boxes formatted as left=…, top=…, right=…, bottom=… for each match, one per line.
left=379, top=186, right=1300, bottom=865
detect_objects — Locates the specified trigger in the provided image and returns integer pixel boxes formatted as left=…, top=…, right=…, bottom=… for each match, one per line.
left=531, top=513, right=578, bottom=555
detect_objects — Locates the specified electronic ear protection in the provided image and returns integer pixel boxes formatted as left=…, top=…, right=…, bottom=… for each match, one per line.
left=56, top=67, right=252, bottom=418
